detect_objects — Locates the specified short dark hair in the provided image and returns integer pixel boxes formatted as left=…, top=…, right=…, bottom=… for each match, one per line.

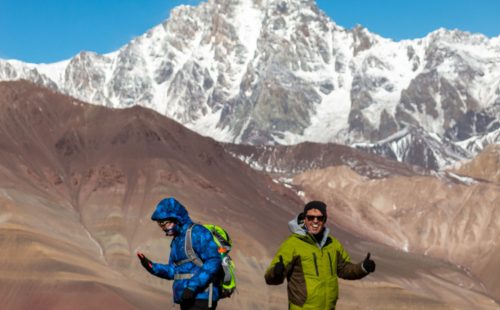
left=303, top=201, right=327, bottom=218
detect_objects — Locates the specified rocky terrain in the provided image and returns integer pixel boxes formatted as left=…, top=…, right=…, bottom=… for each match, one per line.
left=0, top=81, right=499, bottom=309
left=0, top=81, right=299, bottom=309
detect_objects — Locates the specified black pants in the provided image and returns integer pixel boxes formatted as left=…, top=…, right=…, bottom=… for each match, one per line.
left=180, top=299, right=217, bottom=310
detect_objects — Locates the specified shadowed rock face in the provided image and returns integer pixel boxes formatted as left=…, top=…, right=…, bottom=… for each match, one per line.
left=1, top=81, right=499, bottom=310
left=224, top=141, right=427, bottom=179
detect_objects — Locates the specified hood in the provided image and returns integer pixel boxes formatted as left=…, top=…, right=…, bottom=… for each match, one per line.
left=288, top=213, right=307, bottom=236
left=151, top=197, right=193, bottom=228
left=288, top=213, right=330, bottom=248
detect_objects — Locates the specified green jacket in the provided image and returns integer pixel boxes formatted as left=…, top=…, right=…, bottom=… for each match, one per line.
left=265, top=215, right=367, bottom=310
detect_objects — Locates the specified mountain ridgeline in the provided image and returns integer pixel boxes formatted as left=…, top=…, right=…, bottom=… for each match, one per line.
left=1, top=0, right=499, bottom=170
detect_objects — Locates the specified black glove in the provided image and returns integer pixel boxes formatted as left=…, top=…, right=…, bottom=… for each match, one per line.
left=362, top=252, right=376, bottom=273
left=181, top=288, right=195, bottom=303
left=274, top=255, right=285, bottom=278
left=137, top=252, right=154, bottom=274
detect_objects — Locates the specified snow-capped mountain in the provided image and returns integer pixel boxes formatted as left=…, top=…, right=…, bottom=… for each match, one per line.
left=1, top=0, right=499, bottom=170
left=354, top=125, right=473, bottom=171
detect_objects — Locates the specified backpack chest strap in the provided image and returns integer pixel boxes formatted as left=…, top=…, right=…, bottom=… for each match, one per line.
left=174, top=224, right=203, bottom=267
left=174, top=273, right=194, bottom=280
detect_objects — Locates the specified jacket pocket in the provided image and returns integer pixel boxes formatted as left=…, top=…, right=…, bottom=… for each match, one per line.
left=312, top=253, right=319, bottom=276
left=327, top=252, right=333, bottom=276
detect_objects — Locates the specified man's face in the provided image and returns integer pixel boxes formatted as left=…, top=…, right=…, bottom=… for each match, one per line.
left=304, top=208, right=326, bottom=235
left=157, top=218, right=177, bottom=236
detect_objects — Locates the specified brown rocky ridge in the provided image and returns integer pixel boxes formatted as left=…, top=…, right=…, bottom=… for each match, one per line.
left=0, top=80, right=498, bottom=309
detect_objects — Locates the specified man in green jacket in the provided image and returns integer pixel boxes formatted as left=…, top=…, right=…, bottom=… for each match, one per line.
left=265, top=201, right=375, bottom=309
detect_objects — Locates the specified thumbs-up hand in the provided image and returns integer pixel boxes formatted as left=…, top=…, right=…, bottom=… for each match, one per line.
left=362, top=253, right=376, bottom=273
left=274, top=255, right=285, bottom=278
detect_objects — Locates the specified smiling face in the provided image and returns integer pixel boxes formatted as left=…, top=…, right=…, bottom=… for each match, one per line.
left=304, top=208, right=326, bottom=235
left=157, top=218, right=178, bottom=236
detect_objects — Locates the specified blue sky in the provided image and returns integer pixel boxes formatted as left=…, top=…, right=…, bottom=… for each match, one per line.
left=1, top=0, right=499, bottom=63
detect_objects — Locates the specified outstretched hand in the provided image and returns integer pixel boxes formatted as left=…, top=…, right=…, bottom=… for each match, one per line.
left=137, top=252, right=154, bottom=274
left=362, top=253, right=376, bottom=273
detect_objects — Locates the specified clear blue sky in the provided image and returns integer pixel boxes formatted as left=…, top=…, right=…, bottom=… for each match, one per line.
left=1, top=0, right=499, bottom=63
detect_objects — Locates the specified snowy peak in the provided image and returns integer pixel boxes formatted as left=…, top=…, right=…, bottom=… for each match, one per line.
left=354, top=126, right=472, bottom=170
left=1, top=0, right=499, bottom=170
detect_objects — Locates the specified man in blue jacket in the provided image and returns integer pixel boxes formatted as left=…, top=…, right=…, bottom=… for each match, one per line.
left=137, top=197, right=222, bottom=309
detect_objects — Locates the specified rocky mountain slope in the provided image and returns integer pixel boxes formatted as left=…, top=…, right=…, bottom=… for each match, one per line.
left=451, top=143, right=500, bottom=183
left=2, top=80, right=499, bottom=309
left=1, top=0, right=499, bottom=170
left=0, top=80, right=301, bottom=309
left=223, top=140, right=428, bottom=179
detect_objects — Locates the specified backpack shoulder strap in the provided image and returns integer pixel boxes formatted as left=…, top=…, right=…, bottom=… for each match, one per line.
left=174, top=224, right=203, bottom=267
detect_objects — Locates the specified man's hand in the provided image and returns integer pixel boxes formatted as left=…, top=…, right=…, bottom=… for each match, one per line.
left=181, top=288, right=195, bottom=303
left=137, top=252, right=154, bottom=274
left=362, top=253, right=376, bottom=273
left=274, top=255, right=285, bottom=277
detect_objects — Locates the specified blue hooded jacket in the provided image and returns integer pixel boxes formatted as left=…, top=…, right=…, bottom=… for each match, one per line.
left=150, top=197, right=222, bottom=304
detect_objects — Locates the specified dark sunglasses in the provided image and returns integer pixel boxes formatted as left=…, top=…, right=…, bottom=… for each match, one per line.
left=305, top=215, right=325, bottom=222
left=157, top=219, right=176, bottom=227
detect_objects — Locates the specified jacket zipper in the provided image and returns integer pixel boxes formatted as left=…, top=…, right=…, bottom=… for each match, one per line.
left=327, top=252, right=333, bottom=276
left=312, top=253, right=319, bottom=276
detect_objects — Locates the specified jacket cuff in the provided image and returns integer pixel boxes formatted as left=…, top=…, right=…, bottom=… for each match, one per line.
left=151, top=263, right=158, bottom=275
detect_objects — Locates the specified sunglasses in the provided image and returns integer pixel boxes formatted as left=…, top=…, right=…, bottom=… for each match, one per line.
left=157, top=219, right=176, bottom=227
left=305, top=215, right=325, bottom=222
